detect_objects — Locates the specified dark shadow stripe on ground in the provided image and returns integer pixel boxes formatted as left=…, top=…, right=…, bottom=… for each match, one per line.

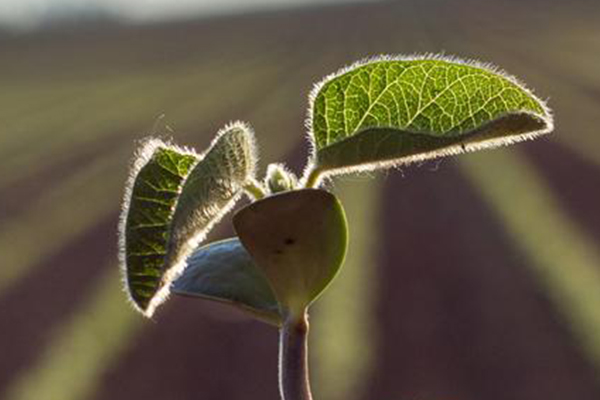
left=369, top=159, right=600, bottom=400
left=91, top=291, right=280, bottom=399
left=522, top=139, right=600, bottom=247
left=0, top=214, right=118, bottom=391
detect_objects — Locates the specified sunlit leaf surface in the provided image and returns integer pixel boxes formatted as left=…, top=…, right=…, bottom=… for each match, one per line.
left=309, top=56, right=553, bottom=177
left=120, top=141, right=198, bottom=316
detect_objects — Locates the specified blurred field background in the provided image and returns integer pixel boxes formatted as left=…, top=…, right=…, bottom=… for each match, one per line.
left=1, top=0, right=600, bottom=399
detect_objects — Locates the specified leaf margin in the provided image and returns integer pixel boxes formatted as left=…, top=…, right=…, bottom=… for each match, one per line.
left=158, top=121, right=259, bottom=316
left=302, top=53, right=554, bottom=184
left=118, top=136, right=199, bottom=317
left=118, top=120, right=258, bottom=318
left=171, top=237, right=282, bottom=326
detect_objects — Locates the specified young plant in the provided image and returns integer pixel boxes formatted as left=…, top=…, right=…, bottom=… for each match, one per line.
left=119, top=55, right=553, bottom=400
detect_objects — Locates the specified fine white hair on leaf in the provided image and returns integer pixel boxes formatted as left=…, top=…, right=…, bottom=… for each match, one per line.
left=136, top=120, right=258, bottom=318
left=265, top=162, right=299, bottom=187
left=266, top=162, right=296, bottom=176
left=316, top=126, right=550, bottom=183
left=117, top=137, right=199, bottom=316
left=143, top=192, right=243, bottom=318
left=304, top=54, right=553, bottom=146
left=219, top=120, right=259, bottom=176
left=300, top=53, right=554, bottom=186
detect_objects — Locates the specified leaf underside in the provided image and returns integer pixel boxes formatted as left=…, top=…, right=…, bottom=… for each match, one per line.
left=123, top=145, right=198, bottom=313
left=310, top=58, right=552, bottom=174
left=317, top=112, right=547, bottom=172
left=233, top=189, right=348, bottom=316
left=171, top=238, right=281, bottom=326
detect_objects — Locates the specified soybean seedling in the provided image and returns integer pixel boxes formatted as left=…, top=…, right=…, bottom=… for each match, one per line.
left=119, top=55, right=553, bottom=400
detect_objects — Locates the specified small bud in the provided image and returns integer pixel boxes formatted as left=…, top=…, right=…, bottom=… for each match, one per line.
left=265, top=163, right=297, bottom=193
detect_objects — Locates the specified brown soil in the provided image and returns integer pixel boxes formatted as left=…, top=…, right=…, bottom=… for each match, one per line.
left=368, top=159, right=600, bottom=400
left=92, top=296, right=280, bottom=400
left=0, top=134, right=122, bottom=221
left=0, top=214, right=118, bottom=390
left=523, top=140, right=600, bottom=244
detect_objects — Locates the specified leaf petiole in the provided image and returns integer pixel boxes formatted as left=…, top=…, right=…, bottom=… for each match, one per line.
left=302, top=167, right=323, bottom=189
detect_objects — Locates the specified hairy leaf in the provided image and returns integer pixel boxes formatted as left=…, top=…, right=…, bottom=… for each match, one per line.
left=233, top=189, right=348, bottom=317
left=119, top=140, right=198, bottom=316
left=171, top=238, right=281, bottom=326
left=265, top=163, right=297, bottom=193
left=308, top=56, right=553, bottom=178
left=120, top=122, right=257, bottom=317
left=164, top=122, right=257, bottom=289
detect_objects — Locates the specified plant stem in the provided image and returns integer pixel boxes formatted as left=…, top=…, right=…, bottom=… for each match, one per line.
left=244, top=179, right=267, bottom=200
left=279, top=310, right=313, bottom=400
left=303, top=168, right=323, bottom=189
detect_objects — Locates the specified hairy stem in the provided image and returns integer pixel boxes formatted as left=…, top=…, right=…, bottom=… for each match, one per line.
left=244, top=179, right=267, bottom=200
left=279, top=311, right=313, bottom=400
left=303, top=168, right=323, bottom=189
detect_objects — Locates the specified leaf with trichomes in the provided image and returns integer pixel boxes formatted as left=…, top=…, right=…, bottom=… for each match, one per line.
left=233, top=189, right=348, bottom=318
left=119, top=140, right=198, bottom=316
left=307, top=56, right=553, bottom=181
left=165, top=123, right=256, bottom=289
left=171, top=238, right=281, bottom=326
left=265, top=163, right=297, bottom=193
left=119, top=122, right=257, bottom=317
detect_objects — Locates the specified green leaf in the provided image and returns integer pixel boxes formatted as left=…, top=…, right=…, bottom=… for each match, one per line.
left=171, top=238, right=281, bottom=326
left=265, top=163, right=297, bottom=193
left=119, top=140, right=198, bottom=316
left=233, top=189, right=348, bottom=317
left=165, top=122, right=257, bottom=283
left=307, top=55, right=553, bottom=179
left=119, top=122, right=257, bottom=317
